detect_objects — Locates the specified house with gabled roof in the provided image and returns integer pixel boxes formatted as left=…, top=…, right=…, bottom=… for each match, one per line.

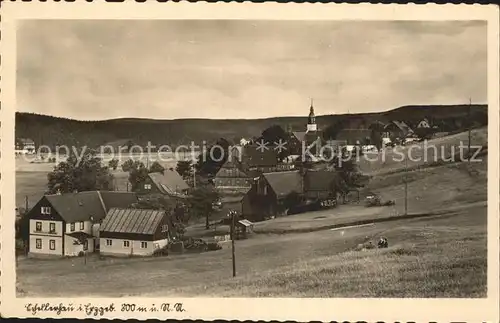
left=247, top=169, right=338, bottom=218
left=136, top=169, right=190, bottom=199
left=384, top=120, right=414, bottom=141
left=99, top=208, right=173, bottom=257
left=26, top=191, right=138, bottom=258
left=214, top=159, right=253, bottom=192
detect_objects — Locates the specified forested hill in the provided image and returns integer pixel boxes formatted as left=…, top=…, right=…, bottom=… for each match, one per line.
left=15, top=104, right=487, bottom=149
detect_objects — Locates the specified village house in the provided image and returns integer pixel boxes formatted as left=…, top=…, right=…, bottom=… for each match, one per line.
left=99, top=208, right=174, bottom=257
left=135, top=169, right=190, bottom=198
left=232, top=144, right=285, bottom=174
left=15, top=138, right=35, bottom=154
left=417, top=118, right=431, bottom=129
left=214, top=159, right=253, bottom=192
left=25, top=191, right=138, bottom=258
left=384, top=120, right=414, bottom=143
left=244, top=168, right=338, bottom=220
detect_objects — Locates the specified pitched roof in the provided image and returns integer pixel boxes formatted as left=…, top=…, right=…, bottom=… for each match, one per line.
left=100, top=208, right=166, bottom=235
left=148, top=169, right=189, bottom=195
left=241, top=145, right=278, bottom=167
left=215, top=160, right=249, bottom=178
left=335, top=129, right=372, bottom=145
left=45, top=191, right=137, bottom=223
left=292, top=131, right=307, bottom=142
left=304, top=170, right=337, bottom=191
left=99, top=191, right=138, bottom=211
left=263, top=171, right=302, bottom=198
left=386, top=121, right=413, bottom=134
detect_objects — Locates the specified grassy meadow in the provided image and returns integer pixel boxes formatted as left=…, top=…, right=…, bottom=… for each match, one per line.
left=17, top=203, right=486, bottom=297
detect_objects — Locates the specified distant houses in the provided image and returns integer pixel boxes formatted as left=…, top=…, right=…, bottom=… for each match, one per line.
left=15, top=138, right=36, bottom=155
left=25, top=191, right=138, bottom=257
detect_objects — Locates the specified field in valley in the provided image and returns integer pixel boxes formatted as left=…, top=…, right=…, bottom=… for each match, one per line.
left=15, top=128, right=489, bottom=297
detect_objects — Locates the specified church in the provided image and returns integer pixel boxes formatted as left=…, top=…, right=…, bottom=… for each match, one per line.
left=287, top=101, right=324, bottom=158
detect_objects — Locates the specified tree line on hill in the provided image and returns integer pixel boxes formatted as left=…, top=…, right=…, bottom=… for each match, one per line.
left=15, top=104, right=487, bottom=150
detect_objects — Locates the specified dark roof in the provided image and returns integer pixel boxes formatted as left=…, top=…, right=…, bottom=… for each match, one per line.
left=292, top=131, right=307, bottom=142
left=369, top=121, right=387, bottom=131
left=148, top=169, right=189, bottom=195
left=44, top=191, right=138, bottom=223
left=304, top=170, right=337, bottom=191
left=100, top=208, right=166, bottom=236
left=99, top=191, right=139, bottom=211
left=45, top=191, right=107, bottom=223
left=335, top=129, right=372, bottom=145
left=385, top=121, right=413, bottom=134
left=242, top=145, right=278, bottom=167
left=215, top=160, right=249, bottom=178
left=263, top=171, right=302, bottom=198
left=304, top=131, right=323, bottom=145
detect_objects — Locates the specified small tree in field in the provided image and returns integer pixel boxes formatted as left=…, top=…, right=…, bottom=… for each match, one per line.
left=176, top=160, right=193, bottom=179
left=188, top=186, right=220, bottom=230
left=329, top=149, right=367, bottom=203
left=282, top=191, right=302, bottom=214
left=108, top=158, right=119, bottom=171
left=47, top=148, right=114, bottom=194
left=121, top=159, right=135, bottom=173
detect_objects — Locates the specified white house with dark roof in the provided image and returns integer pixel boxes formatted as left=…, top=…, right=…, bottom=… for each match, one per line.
left=99, top=208, right=172, bottom=257
left=25, top=191, right=138, bottom=258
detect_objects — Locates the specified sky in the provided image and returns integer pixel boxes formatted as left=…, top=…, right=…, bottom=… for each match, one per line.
left=17, top=20, right=487, bottom=121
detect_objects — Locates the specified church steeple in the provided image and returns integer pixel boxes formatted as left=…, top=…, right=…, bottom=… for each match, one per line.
left=307, top=99, right=317, bottom=132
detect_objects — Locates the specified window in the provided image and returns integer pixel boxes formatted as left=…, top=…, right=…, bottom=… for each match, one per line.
left=35, top=239, right=42, bottom=249
left=70, top=223, right=75, bottom=232
left=144, top=184, right=152, bottom=190
left=106, top=239, right=112, bottom=246
left=141, top=242, right=148, bottom=249
left=123, top=240, right=130, bottom=247
left=79, top=221, right=84, bottom=230
left=49, top=240, right=55, bottom=250
left=41, top=207, right=51, bottom=215
left=35, top=222, right=42, bottom=232
left=49, top=223, right=56, bottom=233
left=161, top=224, right=168, bottom=233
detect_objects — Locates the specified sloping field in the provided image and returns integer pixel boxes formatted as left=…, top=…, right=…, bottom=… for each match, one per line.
left=163, top=205, right=486, bottom=298
left=17, top=204, right=486, bottom=298
left=358, top=127, right=487, bottom=176
left=251, top=158, right=486, bottom=234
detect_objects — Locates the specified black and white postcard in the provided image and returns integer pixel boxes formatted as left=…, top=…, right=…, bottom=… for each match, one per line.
left=0, top=2, right=499, bottom=321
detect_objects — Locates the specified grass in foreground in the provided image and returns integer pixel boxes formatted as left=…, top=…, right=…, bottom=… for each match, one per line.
left=17, top=204, right=486, bottom=298
left=165, top=207, right=487, bottom=298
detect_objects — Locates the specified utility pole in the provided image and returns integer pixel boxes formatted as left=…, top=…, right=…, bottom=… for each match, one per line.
left=230, top=210, right=236, bottom=277
left=404, top=156, right=408, bottom=216
left=25, top=195, right=29, bottom=212
left=468, top=98, right=472, bottom=162
left=193, top=167, right=196, bottom=188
